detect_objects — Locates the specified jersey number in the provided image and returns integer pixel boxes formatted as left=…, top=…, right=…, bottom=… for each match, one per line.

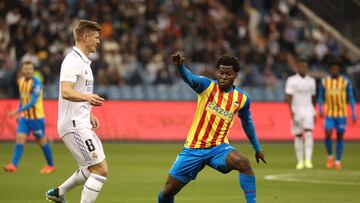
left=85, top=139, right=95, bottom=152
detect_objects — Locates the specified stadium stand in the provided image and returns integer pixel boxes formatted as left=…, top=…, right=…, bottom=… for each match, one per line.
left=0, top=0, right=359, bottom=100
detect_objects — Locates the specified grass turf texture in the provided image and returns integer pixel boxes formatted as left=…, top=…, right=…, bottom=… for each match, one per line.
left=0, top=142, right=359, bottom=203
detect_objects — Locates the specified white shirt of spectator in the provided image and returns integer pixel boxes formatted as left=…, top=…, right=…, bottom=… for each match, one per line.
left=285, top=74, right=316, bottom=116
left=58, top=46, right=94, bottom=136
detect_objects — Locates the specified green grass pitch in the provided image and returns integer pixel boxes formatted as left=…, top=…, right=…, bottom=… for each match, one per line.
left=0, top=142, right=359, bottom=203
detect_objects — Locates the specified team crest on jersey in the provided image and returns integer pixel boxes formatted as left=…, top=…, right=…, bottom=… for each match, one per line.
left=234, top=101, right=239, bottom=107
left=85, top=70, right=88, bottom=74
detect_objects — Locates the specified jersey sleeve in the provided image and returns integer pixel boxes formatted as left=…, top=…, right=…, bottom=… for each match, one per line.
left=178, top=64, right=211, bottom=94
left=60, top=57, right=82, bottom=83
left=237, top=93, right=262, bottom=152
left=285, top=78, right=293, bottom=95
left=17, top=79, right=41, bottom=113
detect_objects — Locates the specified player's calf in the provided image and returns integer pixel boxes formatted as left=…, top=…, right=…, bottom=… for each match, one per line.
left=159, top=175, right=185, bottom=203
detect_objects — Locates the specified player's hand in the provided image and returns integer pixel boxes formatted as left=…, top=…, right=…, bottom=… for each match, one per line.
left=171, top=54, right=185, bottom=67
left=255, top=151, right=267, bottom=164
left=8, top=110, right=19, bottom=118
left=90, top=114, right=100, bottom=130
left=87, top=94, right=105, bottom=106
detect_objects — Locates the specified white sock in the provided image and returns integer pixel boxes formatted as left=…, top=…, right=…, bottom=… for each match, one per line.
left=294, top=136, right=304, bottom=163
left=81, top=173, right=107, bottom=203
left=304, top=131, right=314, bottom=162
left=59, top=168, right=90, bottom=196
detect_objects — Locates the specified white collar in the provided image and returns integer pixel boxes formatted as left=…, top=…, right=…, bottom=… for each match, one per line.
left=73, top=46, right=91, bottom=63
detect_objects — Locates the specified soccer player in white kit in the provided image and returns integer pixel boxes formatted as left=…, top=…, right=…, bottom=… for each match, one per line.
left=285, top=58, right=316, bottom=170
left=46, top=20, right=108, bottom=203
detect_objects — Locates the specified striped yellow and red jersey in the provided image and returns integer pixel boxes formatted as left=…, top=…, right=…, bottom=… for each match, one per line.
left=185, top=82, right=248, bottom=148
left=17, top=76, right=44, bottom=119
left=319, top=76, right=354, bottom=118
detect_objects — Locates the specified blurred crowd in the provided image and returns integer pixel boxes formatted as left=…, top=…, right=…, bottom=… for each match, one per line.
left=0, top=0, right=359, bottom=98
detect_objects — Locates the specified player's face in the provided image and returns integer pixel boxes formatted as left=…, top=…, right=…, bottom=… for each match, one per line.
left=217, top=65, right=237, bottom=91
left=21, top=63, right=34, bottom=80
left=297, top=61, right=308, bottom=76
left=85, top=31, right=100, bottom=53
left=329, top=65, right=340, bottom=78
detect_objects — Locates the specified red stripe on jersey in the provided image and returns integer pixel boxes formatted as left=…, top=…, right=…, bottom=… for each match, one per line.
left=190, top=85, right=218, bottom=148
left=210, top=91, right=234, bottom=146
left=199, top=89, right=224, bottom=148
left=220, top=92, right=244, bottom=143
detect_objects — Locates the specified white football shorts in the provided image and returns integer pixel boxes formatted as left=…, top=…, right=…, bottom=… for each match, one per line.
left=291, top=114, right=314, bottom=135
left=61, top=128, right=105, bottom=168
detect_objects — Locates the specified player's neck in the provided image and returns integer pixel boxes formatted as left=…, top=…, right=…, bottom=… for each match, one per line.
left=299, top=73, right=306, bottom=78
left=75, top=43, right=90, bottom=57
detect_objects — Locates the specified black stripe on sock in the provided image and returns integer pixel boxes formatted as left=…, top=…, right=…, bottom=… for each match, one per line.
left=84, top=185, right=100, bottom=193
left=90, top=175, right=106, bottom=183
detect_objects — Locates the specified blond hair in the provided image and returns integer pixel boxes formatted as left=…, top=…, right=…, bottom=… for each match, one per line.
left=73, top=20, right=102, bottom=42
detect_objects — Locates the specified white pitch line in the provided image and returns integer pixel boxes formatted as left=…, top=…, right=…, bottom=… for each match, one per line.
left=264, top=174, right=360, bottom=186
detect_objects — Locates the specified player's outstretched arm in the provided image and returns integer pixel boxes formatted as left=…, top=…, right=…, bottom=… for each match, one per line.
left=238, top=96, right=266, bottom=164
left=171, top=54, right=210, bottom=94
left=11, top=82, right=42, bottom=117
left=61, top=81, right=105, bottom=106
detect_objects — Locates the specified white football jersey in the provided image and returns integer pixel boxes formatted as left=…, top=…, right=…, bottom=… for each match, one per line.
left=58, top=46, right=94, bottom=136
left=285, top=74, right=316, bottom=116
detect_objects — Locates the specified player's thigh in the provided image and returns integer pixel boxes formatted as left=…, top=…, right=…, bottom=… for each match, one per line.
left=325, top=117, right=335, bottom=131
left=303, top=115, right=315, bottom=131
left=169, top=148, right=206, bottom=184
left=61, top=129, right=105, bottom=168
left=208, top=144, right=238, bottom=174
left=16, top=118, right=30, bottom=136
left=291, top=116, right=304, bottom=135
left=29, top=119, right=46, bottom=139
left=335, top=117, right=347, bottom=134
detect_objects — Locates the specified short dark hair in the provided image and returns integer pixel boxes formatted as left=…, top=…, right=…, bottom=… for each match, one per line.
left=73, top=20, right=102, bottom=42
left=216, top=55, right=240, bottom=73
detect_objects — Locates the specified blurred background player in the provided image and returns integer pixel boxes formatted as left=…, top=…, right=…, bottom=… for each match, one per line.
left=46, top=20, right=108, bottom=203
left=318, top=61, right=357, bottom=170
left=158, top=54, right=266, bottom=203
left=285, top=58, right=316, bottom=170
left=3, top=61, right=55, bottom=173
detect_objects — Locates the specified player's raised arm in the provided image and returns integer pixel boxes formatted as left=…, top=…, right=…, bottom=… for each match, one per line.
left=238, top=94, right=266, bottom=164
left=61, top=81, right=104, bottom=106
left=171, top=54, right=211, bottom=94
left=346, top=78, right=357, bottom=122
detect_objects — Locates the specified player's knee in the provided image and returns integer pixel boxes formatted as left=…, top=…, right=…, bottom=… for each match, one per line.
left=16, top=134, right=26, bottom=144
left=234, top=157, right=252, bottom=173
left=163, top=184, right=177, bottom=197
left=89, top=161, right=108, bottom=177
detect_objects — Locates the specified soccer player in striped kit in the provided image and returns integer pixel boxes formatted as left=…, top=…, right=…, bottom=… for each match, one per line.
left=3, top=61, right=55, bottom=173
left=318, top=61, right=356, bottom=170
left=158, top=54, right=266, bottom=203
